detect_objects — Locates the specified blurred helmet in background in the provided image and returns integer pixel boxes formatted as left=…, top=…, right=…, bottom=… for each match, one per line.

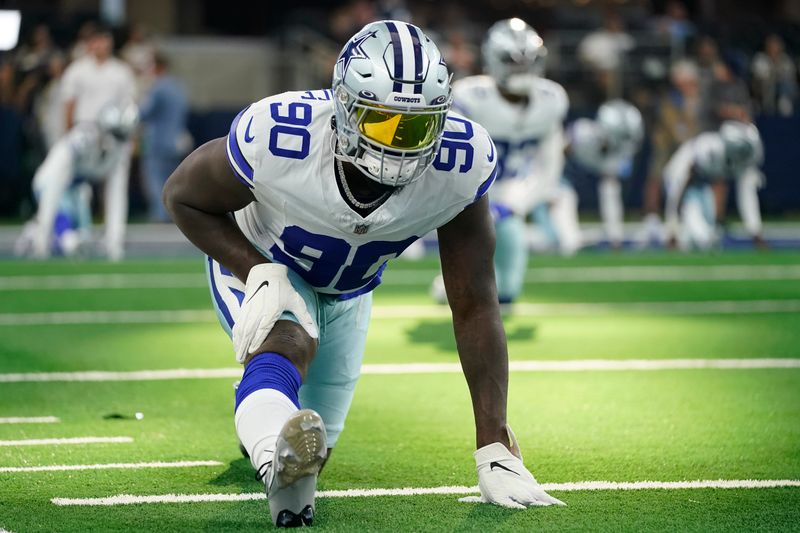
left=97, top=100, right=139, bottom=141
left=332, top=20, right=452, bottom=187
left=482, top=18, right=547, bottom=96
left=719, top=121, right=763, bottom=172
left=597, top=99, right=644, bottom=151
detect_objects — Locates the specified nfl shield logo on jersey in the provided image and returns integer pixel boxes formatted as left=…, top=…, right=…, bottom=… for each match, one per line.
left=354, top=224, right=369, bottom=235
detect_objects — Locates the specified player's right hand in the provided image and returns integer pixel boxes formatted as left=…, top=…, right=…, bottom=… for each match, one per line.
left=232, top=263, right=318, bottom=363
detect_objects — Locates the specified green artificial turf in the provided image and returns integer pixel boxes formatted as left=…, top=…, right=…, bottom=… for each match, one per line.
left=0, top=251, right=798, bottom=531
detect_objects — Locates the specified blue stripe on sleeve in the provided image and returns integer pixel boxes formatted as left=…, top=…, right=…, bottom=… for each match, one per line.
left=208, top=256, right=235, bottom=330
left=474, top=162, right=499, bottom=202
left=227, top=106, right=254, bottom=183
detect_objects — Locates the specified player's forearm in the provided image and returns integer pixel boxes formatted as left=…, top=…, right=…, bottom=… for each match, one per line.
left=166, top=201, right=267, bottom=282
left=452, top=306, right=510, bottom=449
left=163, top=138, right=264, bottom=282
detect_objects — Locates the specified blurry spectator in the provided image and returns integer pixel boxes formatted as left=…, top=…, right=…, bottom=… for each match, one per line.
left=751, top=34, right=797, bottom=116
left=138, top=51, right=188, bottom=222
left=707, top=61, right=751, bottom=127
left=578, top=11, right=635, bottom=101
left=121, top=24, right=155, bottom=96
left=653, top=1, right=695, bottom=52
left=441, top=29, right=478, bottom=80
left=60, top=23, right=135, bottom=260
left=640, top=59, right=704, bottom=243
left=0, top=61, right=15, bottom=106
left=121, top=24, right=154, bottom=76
left=34, top=53, right=67, bottom=149
left=694, top=35, right=719, bottom=98
left=0, top=60, right=24, bottom=215
left=70, top=21, right=98, bottom=61
left=62, top=24, right=135, bottom=130
left=376, top=0, right=411, bottom=22
left=329, top=0, right=378, bottom=43
left=653, top=60, right=704, bottom=156
left=15, top=24, right=57, bottom=76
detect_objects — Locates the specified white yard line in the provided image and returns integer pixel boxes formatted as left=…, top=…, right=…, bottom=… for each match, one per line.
left=0, top=436, right=133, bottom=447
left=0, top=416, right=59, bottom=424
left=0, top=368, right=241, bottom=383
left=3, top=265, right=800, bottom=291
left=0, top=310, right=215, bottom=326
left=0, top=460, right=223, bottom=473
left=0, top=359, right=797, bottom=384
left=1, top=299, right=798, bottom=327
left=385, top=265, right=800, bottom=284
left=371, top=300, right=800, bottom=318
left=50, top=479, right=800, bottom=506
left=0, top=274, right=204, bottom=291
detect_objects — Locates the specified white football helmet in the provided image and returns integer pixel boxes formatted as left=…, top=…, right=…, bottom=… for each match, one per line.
left=332, top=20, right=452, bottom=187
left=596, top=99, right=644, bottom=153
left=97, top=100, right=139, bottom=141
left=482, top=18, right=547, bottom=96
left=719, top=121, right=763, bottom=175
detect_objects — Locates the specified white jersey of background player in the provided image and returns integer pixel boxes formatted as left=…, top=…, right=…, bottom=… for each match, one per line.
left=450, top=18, right=569, bottom=302
left=567, top=100, right=644, bottom=248
left=15, top=102, right=138, bottom=260
left=663, top=121, right=764, bottom=249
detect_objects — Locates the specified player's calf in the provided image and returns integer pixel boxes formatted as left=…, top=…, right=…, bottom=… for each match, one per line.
left=233, top=320, right=322, bottom=527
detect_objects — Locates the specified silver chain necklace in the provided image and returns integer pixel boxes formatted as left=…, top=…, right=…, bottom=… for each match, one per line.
left=336, top=158, right=391, bottom=210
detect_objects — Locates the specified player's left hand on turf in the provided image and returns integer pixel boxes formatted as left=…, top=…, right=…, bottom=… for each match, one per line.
left=233, top=263, right=318, bottom=363
left=460, top=428, right=565, bottom=509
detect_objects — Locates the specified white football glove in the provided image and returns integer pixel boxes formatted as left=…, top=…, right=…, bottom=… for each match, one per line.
left=460, top=427, right=565, bottom=509
left=232, top=263, right=318, bottom=363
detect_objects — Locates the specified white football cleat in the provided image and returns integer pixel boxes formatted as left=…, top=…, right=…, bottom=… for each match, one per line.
left=265, top=409, right=327, bottom=528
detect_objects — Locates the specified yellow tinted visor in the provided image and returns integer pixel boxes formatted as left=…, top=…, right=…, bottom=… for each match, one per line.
left=358, top=108, right=440, bottom=150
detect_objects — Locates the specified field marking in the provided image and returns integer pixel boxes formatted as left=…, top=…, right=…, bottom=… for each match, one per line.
left=0, top=460, right=223, bottom=473
left=0, top=310, right=214, bottom=326
left=4, top=264, right=800, bottom=291
left=0, top=274, right=205, bottom=291
left=0, top=359, right=798, bottom=384
left=2, top=299, right=799, bottom=327
left=0, top=436, right=133, bottom=447
left=50, top=479, right=800, bottom=506
left=0, top=416, right=59, bottom=424
left=385, top=265, right=800, bottom=284
left=371, top=300, right=800, bottom=319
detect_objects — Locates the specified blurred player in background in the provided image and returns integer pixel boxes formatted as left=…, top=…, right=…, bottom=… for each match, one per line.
left=566, top=99, right=644, bottom=249
left=164, top=20, right=563, bottom=528
left=15, top=102, right=139, bottom=258
left=60, top=23, right=135, bottom=259
left=663, top=120, right=765, bottom=249
left=433, top=18, right=569, bottom=305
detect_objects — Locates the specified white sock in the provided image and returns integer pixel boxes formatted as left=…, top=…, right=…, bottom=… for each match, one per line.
left=737, top=169, right=763, bottom=238
left=551, top=185, right=581, bottom=256
left=234, top=388, right=298, bottom=475
left=599, top=178, right=624, bottom=245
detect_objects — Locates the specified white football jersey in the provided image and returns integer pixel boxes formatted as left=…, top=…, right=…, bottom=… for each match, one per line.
left=226, top=89, right=497, bottom=298
left=451, top=75, right=568, bottom=209
left=663, top=132, right=726, bottom=199
left=567, top=118, right=636, bottom=177
left=32, top=123, right=125, bottom=193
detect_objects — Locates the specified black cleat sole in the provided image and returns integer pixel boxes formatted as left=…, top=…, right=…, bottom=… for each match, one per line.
left=275, top=505, right=314, bottom=528
left=238, top=441, right=249, bottom=459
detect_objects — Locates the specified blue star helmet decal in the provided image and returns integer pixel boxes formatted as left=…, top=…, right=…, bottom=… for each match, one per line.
left=337, top=30, right=378, bottom=76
